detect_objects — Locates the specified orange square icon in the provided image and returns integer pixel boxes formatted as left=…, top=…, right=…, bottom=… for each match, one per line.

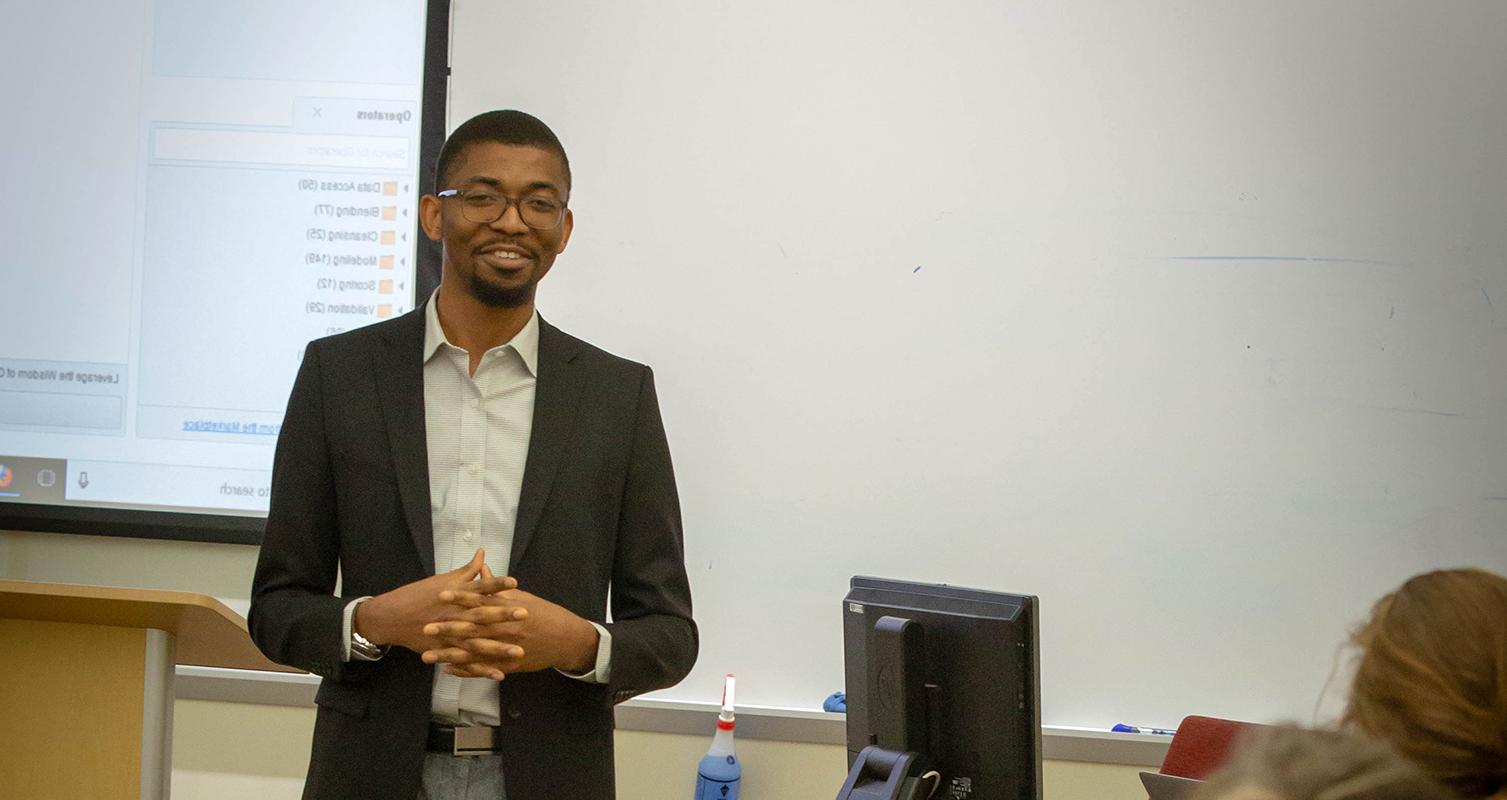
left=378, top=279, right=393, bottom=294
left=379, top=255, right=394, bottom=269
left=383, top=181, right=398, bottom=196
left=380, top=230, right=395, bottom=245
left=381, top=206, right=396, bottom=220
left=376, top=304, right=393, bottom=319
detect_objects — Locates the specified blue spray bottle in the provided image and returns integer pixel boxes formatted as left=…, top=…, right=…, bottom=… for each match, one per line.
left=694, top=674, right=741, bottom=800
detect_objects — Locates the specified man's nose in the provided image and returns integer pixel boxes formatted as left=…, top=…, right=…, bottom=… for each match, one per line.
left=490, top=199, right=530, bottom=233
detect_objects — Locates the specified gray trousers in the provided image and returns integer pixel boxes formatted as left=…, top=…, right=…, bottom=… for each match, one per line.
left=418, top=752, right=506, bottom=800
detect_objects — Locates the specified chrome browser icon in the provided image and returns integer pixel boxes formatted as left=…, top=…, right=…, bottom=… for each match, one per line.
left=0, top=464, right=12, bottom=488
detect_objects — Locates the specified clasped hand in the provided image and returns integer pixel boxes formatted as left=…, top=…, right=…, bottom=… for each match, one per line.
left=421, top=572, right=597, bottom=680
left=356, top=549, right=598, bottom=681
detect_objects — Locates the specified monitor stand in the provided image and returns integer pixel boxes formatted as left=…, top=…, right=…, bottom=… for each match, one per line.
left=835, top=745, right=929, bottom=800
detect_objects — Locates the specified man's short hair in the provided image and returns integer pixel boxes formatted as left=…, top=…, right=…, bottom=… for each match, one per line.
left=434, top=110, right=571, bottom=194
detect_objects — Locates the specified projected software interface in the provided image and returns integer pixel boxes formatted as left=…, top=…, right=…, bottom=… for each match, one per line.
left=0, top=1, right=426, bottom=516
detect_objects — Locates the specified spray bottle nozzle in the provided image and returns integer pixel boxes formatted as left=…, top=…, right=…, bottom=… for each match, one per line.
left=718, top=674, right=736, bottom=729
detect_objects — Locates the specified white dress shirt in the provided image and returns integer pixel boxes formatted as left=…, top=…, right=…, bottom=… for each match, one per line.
left=342, top=295, right=610, bottom=727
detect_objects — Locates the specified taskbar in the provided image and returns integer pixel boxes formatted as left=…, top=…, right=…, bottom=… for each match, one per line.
left=0, top=455, right=269, bottom=516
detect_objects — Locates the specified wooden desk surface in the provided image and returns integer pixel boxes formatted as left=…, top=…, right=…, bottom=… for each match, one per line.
left=0, top=579, right=301, bottom=673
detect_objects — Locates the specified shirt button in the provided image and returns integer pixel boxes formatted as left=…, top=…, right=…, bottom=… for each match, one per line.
left=469, top=399, right=480, bottom=409
left=467, top=464, right=480, bottom=476
left=464, top=530, right=476, bottom=542
left=507, top=707, right=522, bottom=720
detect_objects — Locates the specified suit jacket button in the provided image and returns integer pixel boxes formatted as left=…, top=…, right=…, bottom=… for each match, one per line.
left=507, top=707, right=522, bottom=720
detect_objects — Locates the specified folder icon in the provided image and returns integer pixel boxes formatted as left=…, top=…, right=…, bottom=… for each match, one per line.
left=381, top=206, right=396, bottom=220
left=376, top=304, right=393, bottom=319
left=378, top=279, right=393, bottom=294
left=379, top=255, right=394, bottom=269
left=380, top=230, right=395, bottom=245
left=383, top=181, right=398, bottom=196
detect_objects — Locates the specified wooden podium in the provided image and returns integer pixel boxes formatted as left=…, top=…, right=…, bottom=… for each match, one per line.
left=0, top=580, right=299, bottom=800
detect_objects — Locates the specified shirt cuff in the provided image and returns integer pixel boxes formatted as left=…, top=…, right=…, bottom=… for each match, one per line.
left=341, top=596, right=377, bottom=662
left=558, top=621, right=612, bottom=684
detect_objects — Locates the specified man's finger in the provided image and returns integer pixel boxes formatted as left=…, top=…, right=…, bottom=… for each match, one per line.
left=469, top=575, right=518, bottom=594
left=463, top=548, right=487, bottom=579
left=427, top=618, right=523, bottom=640
left=421, top=646, right=475, bottom=664
left=423, top=640, right=524, bottom=663
left=436, top=588, right=514, bottom=608
left=459, top=638, right=523, bottom=660
left=427, top=619, right=516, bottom=638
left=459, top=605, right=527, bottom=624
left=424, top=640, right=515, bottom=663
left=445, top=548, right=487, bottom=581
left=444, top=663, right=507, bottom=681
left=438, top=589, right=489, bottom=608
left=425, top=620, right=490, bottom=638
left=438, top=582, right=518, bottom=606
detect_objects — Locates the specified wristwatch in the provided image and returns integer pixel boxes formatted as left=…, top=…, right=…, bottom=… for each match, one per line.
left=350, top=600, right=388, bottom=661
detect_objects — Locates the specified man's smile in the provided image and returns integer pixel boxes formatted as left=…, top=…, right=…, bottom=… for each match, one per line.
left=475, top=243, right=535, bottom=270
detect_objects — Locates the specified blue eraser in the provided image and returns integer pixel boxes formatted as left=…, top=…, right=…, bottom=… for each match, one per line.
left=1111, top=723, right=1136, bottom=733
left=823, top=691, right=847, bottom=713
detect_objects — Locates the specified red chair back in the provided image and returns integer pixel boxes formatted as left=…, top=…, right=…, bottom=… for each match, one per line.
left=1158, top=715, right=1264, bottom=779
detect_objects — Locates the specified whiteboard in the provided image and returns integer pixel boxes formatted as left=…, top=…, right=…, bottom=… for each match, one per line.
left=447, top=0, right=1507, bottom=728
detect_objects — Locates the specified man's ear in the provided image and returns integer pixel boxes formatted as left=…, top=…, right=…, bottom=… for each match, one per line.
left=419, top=194, right=443, bottom=241
left=555, top=208, right=574, bottom=254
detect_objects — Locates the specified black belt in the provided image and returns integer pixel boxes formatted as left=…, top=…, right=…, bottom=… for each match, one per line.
left=427, top=723, right=500, bottom=756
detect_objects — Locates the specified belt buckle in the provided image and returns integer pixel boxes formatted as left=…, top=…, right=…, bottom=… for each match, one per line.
left=453, top=725, right=495, bottom=757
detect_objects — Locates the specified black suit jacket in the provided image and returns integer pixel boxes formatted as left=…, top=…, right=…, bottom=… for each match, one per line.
left=248, top=306, right=697, bottom=800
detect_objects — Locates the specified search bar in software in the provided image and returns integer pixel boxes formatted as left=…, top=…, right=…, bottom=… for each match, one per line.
left=153, top=128, right=409, bottom=170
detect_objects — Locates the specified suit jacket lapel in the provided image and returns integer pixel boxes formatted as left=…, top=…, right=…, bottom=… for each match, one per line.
left=511, top=317, right=584, bottom=574
left=376, top=306, right=436, bottom=576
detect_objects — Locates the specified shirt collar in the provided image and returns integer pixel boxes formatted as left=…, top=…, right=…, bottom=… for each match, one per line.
left=422, top=289, right=541, bottom=377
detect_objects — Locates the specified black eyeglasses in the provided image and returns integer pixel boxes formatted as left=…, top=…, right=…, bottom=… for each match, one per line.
left=435, top=188, right=568, bottom=230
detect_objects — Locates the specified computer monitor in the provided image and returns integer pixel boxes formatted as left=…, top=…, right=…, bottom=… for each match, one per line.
left=839, top=576, right=1041, bottom=800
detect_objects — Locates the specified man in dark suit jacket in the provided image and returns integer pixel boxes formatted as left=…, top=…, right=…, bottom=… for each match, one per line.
left=249, top=110, right=696, bottom=800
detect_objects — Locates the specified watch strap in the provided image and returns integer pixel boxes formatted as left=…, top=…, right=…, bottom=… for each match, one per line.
left=350, top=600, right=388, bottom=661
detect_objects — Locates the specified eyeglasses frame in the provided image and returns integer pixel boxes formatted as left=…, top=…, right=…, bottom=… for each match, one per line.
left=434, top=187, right=569, bottom=230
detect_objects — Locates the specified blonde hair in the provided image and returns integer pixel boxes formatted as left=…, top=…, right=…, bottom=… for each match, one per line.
left=1192, top=725, right=1450, bottom=800
left=1343, top=568, right=1507, bottom=799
